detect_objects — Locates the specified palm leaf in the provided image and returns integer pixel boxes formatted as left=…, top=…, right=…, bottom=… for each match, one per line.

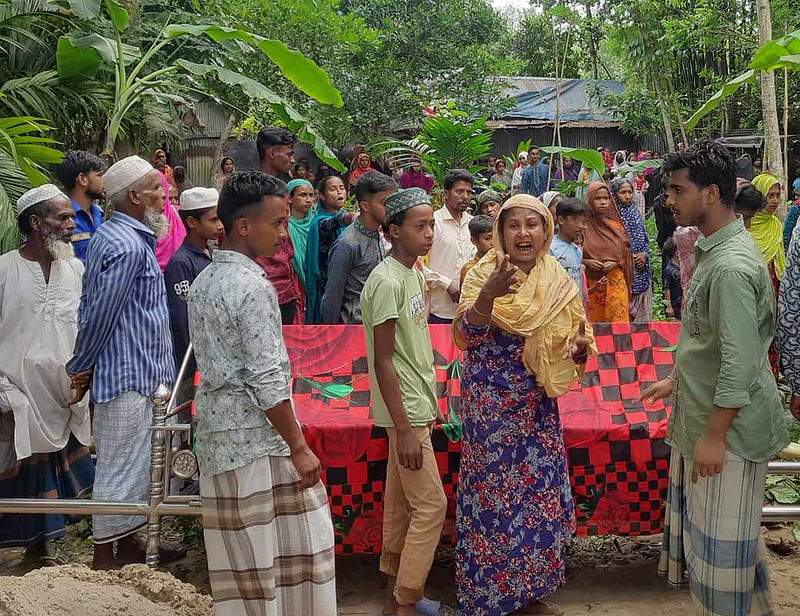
left=0, top=70, right=110, bottom=127
left=0, top=115, right=63, bottom=253
left=0, top=147, right=27, bottom=254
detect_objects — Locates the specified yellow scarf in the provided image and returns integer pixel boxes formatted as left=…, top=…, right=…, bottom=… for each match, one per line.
left=453, top=194, right=596, bottom=397
left=750, top=174, right=786, bottom=279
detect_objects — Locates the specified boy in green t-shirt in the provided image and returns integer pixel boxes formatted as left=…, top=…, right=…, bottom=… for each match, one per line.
left=360, top=188, right=447, bottom=616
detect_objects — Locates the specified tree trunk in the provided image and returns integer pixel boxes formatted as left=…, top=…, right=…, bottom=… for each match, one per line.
left=653, top=75, right=676, bottom=153
left=585, top=2, right=598, bottom=80
left=785, top=67, right=790, bottom=189
left=756, top=0, right=785, bottom=205
left=665, top=77, right=689, bottom=147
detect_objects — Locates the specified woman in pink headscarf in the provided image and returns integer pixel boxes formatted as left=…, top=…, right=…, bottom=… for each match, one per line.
left=151, top=149, right=186, bottom=271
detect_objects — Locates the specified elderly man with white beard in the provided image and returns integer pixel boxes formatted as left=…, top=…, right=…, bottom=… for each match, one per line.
left=66, top=156, right=185, bottom=569
left=0, top=185, right=94, bottom=564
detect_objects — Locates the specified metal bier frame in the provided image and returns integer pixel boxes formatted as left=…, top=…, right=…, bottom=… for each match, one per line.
left=0, top=346, right=203, bottom=569
left=0, top=347, right=799, bottom=566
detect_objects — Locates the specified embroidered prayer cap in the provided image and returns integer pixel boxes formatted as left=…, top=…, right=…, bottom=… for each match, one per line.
left=103, top=155, right=154, bottom=199
left=287, top=178, right=313, bottom=194
left=384, top=187, right=430, bottom=220
left=16, top=184, right=68, bottom=217
left=180, top=187, right=218, bottom=211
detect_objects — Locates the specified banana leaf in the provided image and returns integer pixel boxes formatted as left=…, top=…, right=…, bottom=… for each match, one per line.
left=750, top=29, right=800, bottom=71
left=165, top=25, right=343, bottom=107
left=685, top=69, right=755, bottom=131
left=177, top=61, right=344, bottom=172
left=540, top=147, right=605, bottom=179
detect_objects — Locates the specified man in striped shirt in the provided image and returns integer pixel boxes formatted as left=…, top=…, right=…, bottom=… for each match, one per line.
left=66, top=155, right=184, bottom=570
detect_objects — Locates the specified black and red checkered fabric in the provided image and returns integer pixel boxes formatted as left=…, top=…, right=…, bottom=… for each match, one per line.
left=285, top=322, right=680, bottom=555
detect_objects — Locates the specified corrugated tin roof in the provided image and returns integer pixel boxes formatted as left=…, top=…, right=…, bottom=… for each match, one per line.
left=494, top=77, right=624, bottom=125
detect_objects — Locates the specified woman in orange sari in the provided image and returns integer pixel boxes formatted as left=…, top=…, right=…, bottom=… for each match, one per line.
left=582, top=181, right=633, bottom=323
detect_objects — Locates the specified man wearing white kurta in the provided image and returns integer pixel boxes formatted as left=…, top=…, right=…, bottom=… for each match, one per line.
left=0, top=185, right=93, bottom=563
left=423, top=169, right=476, bottom=323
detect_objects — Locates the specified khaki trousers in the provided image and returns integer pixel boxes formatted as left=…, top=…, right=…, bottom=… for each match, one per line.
left=380, top=425, right=447, bottom=605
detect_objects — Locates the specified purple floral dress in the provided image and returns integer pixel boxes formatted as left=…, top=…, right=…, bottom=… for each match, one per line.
left=456, top=317, right=576, bottom=616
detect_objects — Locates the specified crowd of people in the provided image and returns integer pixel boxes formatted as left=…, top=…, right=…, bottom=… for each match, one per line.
left=1, top=127, right=799, bottom=616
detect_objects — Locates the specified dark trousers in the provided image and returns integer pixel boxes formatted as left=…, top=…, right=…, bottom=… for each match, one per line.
left=428, top=314, right=453, bottom=325
left=280, top=300, right=297, bottom=325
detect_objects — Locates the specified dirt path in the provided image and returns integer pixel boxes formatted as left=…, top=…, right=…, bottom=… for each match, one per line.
left=1, top=528, right=798, bottom=615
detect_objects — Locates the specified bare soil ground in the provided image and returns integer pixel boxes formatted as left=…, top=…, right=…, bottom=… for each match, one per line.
left=0, top=524, right=798, bottom=615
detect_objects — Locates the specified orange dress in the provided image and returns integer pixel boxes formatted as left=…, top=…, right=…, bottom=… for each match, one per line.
left=586, top=219, right=630, bottom=323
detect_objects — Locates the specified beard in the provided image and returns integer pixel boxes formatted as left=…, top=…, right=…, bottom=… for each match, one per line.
left=43, top=228, right=75, bottom=261
left=143, top=207, right=170, bottom=240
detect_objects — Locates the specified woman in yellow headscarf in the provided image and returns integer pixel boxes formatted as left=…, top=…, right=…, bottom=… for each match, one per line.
left=750, top=174, right=786, bottom=285
left=452, top=194, right=595, bottom=616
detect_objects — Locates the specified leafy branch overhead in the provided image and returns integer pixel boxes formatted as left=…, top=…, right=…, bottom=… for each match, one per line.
left=686, top=28, right=800, bottom=131
left=56, top=0, right=345, bottom=169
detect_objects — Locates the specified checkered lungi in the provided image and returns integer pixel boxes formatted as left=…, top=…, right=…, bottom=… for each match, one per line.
left=659, top=448, right=774, bottom=616
left=92, top=391, right=152, bottom=543
left=200, top=455, right=336, bottom=616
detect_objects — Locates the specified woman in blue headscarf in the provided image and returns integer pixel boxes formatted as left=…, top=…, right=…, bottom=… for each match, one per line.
left=305, top=175, right=351, bottom=323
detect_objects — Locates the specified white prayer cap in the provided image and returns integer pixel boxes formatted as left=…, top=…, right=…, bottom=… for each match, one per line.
left=103, top=155, right=154, bottom=198
left=16, top=184, right=68, bottom=217
left=180, top=187, right=218, bottom=211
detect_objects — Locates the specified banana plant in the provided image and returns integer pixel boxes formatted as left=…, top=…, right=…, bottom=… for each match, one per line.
left=56, top=0, right=345, bottom=170
left=686, top=28, right=800, bottom=130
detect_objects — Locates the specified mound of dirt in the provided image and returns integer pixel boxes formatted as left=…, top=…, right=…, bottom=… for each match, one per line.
left=0, top=563, right=212, bottom=616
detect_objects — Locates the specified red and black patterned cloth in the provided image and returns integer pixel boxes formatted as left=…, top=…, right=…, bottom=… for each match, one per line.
left=286, top=322, right=679, bottom=555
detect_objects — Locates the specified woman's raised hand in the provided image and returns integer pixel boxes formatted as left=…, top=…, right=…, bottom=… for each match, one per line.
left=481, top=253, right=518, bottom=300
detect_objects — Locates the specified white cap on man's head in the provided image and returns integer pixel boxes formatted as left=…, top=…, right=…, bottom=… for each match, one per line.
left=180, top=187, right=218, bottom=211
left=103, top=155, right=154, bottom=199
left=16, top=184, right=67, bottom=217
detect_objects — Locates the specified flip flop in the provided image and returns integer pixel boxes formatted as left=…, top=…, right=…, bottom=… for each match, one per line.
left=416, top=598, right=461, bottom=616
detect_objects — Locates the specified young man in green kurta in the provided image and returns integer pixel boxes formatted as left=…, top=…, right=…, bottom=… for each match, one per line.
left=642, top=140, right=788, bottom=616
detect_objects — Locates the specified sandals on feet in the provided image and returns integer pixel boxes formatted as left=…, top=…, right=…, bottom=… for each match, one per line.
left=416, top=598, right=461, bottom=616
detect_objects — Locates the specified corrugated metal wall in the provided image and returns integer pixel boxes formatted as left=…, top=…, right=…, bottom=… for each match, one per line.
left=180, top=97, right=325, bottom=187
left=491, top=127, right=668, bottom=157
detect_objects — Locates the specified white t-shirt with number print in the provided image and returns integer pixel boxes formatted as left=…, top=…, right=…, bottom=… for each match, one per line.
left=360, top=255, right=438, bottom=428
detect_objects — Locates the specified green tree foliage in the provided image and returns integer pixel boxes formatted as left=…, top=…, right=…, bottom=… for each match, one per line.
left=200, top=0, right=517, bottom=146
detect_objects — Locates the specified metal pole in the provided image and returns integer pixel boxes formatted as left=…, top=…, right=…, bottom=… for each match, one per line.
left=762, top=505, right=800, bottom=521
left=0, top=498, right=202, bottom=516
left=146, top=384, right=170, bottom=568
left=766, top=460, right=800, bottom=474
left=167, top=345, right=193, bottom=414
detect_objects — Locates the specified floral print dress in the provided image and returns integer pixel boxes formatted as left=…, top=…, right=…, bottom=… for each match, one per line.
left=455, top=317, right=576, bottom=616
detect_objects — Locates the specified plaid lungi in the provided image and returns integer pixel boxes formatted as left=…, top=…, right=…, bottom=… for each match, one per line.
left=659, top=448, right=774, bottom=616
left=92, top=391, right=152, bottom=543
left=200, top=455, right=336, bottom=616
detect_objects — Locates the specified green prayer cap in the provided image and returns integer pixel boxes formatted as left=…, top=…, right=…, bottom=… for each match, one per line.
left=384, top=188, right=430, bottom=220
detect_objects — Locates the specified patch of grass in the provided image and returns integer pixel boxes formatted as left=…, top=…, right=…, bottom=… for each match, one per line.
left=168, top=516, right=205, bottom=548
